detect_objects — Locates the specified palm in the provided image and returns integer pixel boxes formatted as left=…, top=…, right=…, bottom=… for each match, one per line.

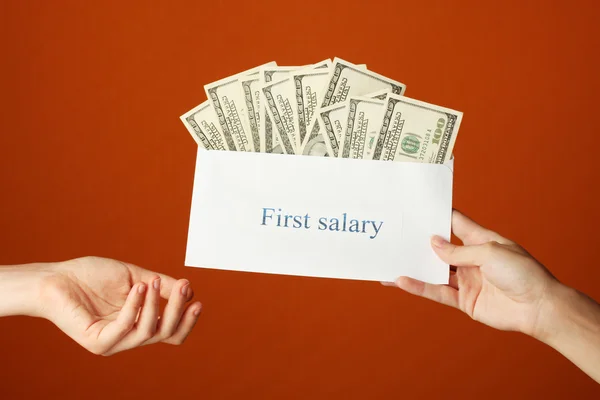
left=456, top=240, right=550, bottom=333
left=55, top=258, right=133, bottom=332
left=396, top=211, right=553, bottom=335
left=473, top=278, right=517, bottom=330
left=456, top=266, right=532, bottom=332
left=37, top=256, right=201, bottom=355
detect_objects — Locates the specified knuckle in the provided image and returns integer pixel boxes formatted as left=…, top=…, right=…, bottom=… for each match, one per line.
left=513, top=243, right=529, bottom=255
left=169, top=337, right=185, bottom=346
left=443, top=244, right=459, bottom=261
left=475, top=241, right=499, bottom=262
left=446, top=244, right=457, bottom=255
left=87, top=343, right=107, bottom=356
left=160, top=327, right=176, bottom=340
left=484, top=241, right=500, bottom=252
left=117, top=319, right=135, bottom=333
left=157, top=335, right=170, bottom=343
left=139, top=330, right=155, bottom=343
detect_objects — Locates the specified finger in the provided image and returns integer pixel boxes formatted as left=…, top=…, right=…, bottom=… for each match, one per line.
left=150, top=279, right=191, bottom=343
left=380, top=281, right=397, bottom=286
left=101, top=277, right=163, bottom=356
left=136, top=275, right=161, bottom=334
left=395, top=276, right=459, bottom=309
left=452, top=210, right=512, bottom=246
left=128, top=276, right=162, bottom=344
left=126, top=263, right=194, bottom=301
left=431, top=236, right=499, bottom=267
left=154, top=273, right=193, bottom=301
left=96, top=282, right=146, bottom=353
left=162, top=302, right=202, bottom=345
left=134, top=268, right=177, bottom=300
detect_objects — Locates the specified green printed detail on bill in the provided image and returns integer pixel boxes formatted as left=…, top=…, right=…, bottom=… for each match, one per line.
left=180, top=57, right=461, bottom=164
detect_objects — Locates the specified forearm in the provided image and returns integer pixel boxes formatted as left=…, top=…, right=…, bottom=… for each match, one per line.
left=0, top=263, right=53, bottom=318
left=535, top=282, right=600, bottom=383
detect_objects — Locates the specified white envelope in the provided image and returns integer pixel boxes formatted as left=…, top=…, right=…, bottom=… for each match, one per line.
left=185, top=148, right=453, bottom=284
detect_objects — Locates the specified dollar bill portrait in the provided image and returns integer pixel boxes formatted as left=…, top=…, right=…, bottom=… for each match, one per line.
left=301, top=136, right=329, bottom=157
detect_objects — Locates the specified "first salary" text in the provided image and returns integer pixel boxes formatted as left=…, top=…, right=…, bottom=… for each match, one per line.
left=260, top=207, right=384, bottom=239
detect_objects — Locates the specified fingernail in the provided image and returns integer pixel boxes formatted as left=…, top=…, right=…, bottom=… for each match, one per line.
left=153, top=278, right=161, bottom=290
left=193, top=305, right=202, bottom=317
left=138, top=283, right=146, bottom=294
left=431, top=236, right=448, bottom=248
left=181, top=282, right=190, bottom=296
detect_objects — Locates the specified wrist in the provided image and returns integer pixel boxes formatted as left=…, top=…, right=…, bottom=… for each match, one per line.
left=529, top=280, right=565, bottom=343
left=0, top=262, right=59, bottom=318
left=531, top=279, right=600, bottom=347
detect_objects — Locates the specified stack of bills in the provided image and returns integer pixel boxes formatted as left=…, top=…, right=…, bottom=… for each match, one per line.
left=180, top=58, right=462, bottom=164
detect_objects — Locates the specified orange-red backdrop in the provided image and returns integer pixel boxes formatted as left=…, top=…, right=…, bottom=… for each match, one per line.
left=1, top=0, right=599, bottom=398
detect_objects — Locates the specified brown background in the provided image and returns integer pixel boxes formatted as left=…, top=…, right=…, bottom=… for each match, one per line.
left=1, top=0, right=599, bottom=398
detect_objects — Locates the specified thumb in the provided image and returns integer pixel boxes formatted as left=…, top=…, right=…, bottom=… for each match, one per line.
left=431, top=236, right=495, bottom=267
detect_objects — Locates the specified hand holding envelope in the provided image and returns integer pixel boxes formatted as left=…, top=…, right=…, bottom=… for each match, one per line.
left=180, top=57, right=462, bottom=284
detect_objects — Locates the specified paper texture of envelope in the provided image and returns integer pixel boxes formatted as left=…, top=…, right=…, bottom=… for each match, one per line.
left=185, top=149, right=453, bottom=284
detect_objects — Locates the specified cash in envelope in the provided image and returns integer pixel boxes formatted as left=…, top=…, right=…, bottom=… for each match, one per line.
left=180, top=57, right=461, bottom=284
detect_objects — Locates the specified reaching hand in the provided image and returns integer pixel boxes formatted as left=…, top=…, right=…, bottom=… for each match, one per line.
left=37, top=256, right=202, bottom=356
left=393, top=210, right=557, bottom=337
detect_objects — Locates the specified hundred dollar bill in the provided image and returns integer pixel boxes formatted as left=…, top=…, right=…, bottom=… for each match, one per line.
left=303, top=60, right=398, bottom=156
left=364, top=88, right=390, bottom=101
left=299, top=118, right=328, bottom=156
left=291, top=60, right=333, bottom=153
left=300, top=128, right=330, bottom=156
left=238, top=72, right=262, bottom=152
left=311, top=59, right=332, bottom=69
left=320, top=57, right=406, bottom=108
left=373, top=93, right=462, bottom=164
left=338, top=96, right=385, bottom=160
left=204, top=61, right=276, bottom=151
left=317, top=102, right=350, bottom=157
left=259, top=66, right=306, bottom=153
left=261, top=77, right=299, bottom=154
left=180, top=100, right=227, bottom=150
left=301, top=121, right=328, bottom=156
left=260, top=59, right=367, bottom=156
